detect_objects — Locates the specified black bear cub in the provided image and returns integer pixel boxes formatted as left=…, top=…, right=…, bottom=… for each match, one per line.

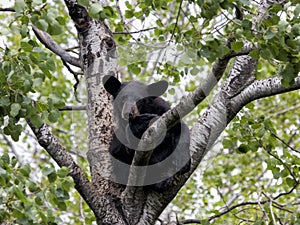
left=103, top=75, right=190, bottom=192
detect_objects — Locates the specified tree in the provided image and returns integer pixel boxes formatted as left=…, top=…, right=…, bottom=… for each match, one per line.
left=0, top=0, right=299, bottom=224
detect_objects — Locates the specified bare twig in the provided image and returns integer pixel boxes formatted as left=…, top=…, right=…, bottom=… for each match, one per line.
left=180, top=219, right=202, bottom=224
left=273, top=181, right=299, bottom=200
left=59, top=105, right=87, bottom=111
left=266, top=128, right=300, bottom=154
left=287, top=128, right=299, bottom=146
left=169, top=0, right=183, bottom=42
left=257, top=192, right=268, bottom=224
left=115, top=0, right=140, bottom=43
left=34, top=29, right=83, bottom=102
left=250, top=127, right=298, bottom=182
left=65, top=45, right=79, bottom=53
left=266, top=148, right=297, bottom=181
left=113, top=27, right=156, bottom=35
left=1, top=134, right=22, bottom=164
left=263, top=193, right=278, bottom=225
left=61, top=60, right=82, bottom=103
left=268, top=103, right=300, bottom=118
left=0, top=8, right=15, bottom=12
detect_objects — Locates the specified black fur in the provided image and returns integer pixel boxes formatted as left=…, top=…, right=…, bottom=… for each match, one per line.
left=103, top=75, right=191, bottom=192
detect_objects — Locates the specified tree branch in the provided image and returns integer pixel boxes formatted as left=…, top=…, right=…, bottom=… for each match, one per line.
left=230, top=76, right=300, bottom=116
left=1, top=134, right=22, bottom=164
left=0, top=8, right=15, bottom=12
left=113, top=27, right=156, bottom=35
left=32, top=25, right=81, bottom=68
left=26, top=121, right=100, bottom=217
left=169, top=0, right=184, bottom=42
left=59, top=105, right=87, bottom=111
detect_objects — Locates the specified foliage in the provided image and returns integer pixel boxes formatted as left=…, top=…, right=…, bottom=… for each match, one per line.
left=0, top=0, right=299, bottom=224
left=0, top=153, right=80, bottom=224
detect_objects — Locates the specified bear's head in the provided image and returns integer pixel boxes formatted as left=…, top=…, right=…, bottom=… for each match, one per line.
left=103, top=75, right=168, bottom=121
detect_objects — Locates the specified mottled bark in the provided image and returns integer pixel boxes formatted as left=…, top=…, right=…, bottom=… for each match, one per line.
left=64, top=1, right=126, bottom=224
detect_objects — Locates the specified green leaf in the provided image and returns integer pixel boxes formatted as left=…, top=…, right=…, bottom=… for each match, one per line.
left=57, top=201, right=67, bottom=211
left=292, top=24, right=300, bottom=36
left=57, top=167, right=69, bottom=178
left=231, top=42, right=243, bottom=52
left=35, top=196, right=43, bottom=205
left=190, top=67, right=199, bottom=76
left=14, top=187, right=27, bottom=202
left=269, top=4, right=283, bottom=13
left=78, top=0, right=90, bottom=7
left=128, top=64, right=141, bottom=75
left=48, top=172, right=57, bottom=183
left=12, top=208, right=24, bottom=219
left=1, top=153, right=10, bottom=165
left=48, top=109, right=60, bottom=123
left=88, top=3, right=102, bottom=18
left=281, top=63, right=296, bottom=87
left=156, top=19, right=163, bottom=27
left=222, top=139, right=233, bottom=149
left=237, top=144, right=248, bottom=153
left=280, top=168, right=289, bottom=178
left=0, top=96, right=10, bottom=107
left=286, top=177, right=296, bottom=187
left=125, top=10, right=134, bottom=18
left=46, top=58, right=56, bottom=71
left=42, top=167, right=55, bottom=176
left=294, top=4, right=300, bottom=18
left=47, top=22, right=63, bottom=35
left=30, top=114, right=43, bottom=128
left=10, top=103, right=21, bottom=117
left=264, top=29, right=275, bottom=40
left=28, top=181, right=40, bottom=192
left=11, top=156, right=18, bottom=167
left=56, top=16, right=67, bottom=26
left=242, top=20, right=252, bottom=30
left=249, top=49, right=260, bottom=59
left=61, top=178, right=74, bottom=191
left=14, top=0, right=26, bottom=13
left=32, top=0, right=43, bottom=6
left=48, top=93, right=65, bottom=108
left=260, top=48, right=272, bottom=60
left=21, top=41, right=33, bottom=52
left=20, top=164, right=31, bottom=177
left=34, top=19, right=49, bottom=31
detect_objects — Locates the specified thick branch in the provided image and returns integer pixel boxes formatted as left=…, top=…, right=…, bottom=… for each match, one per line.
left=230, top=76, right=300, bottom=117
left=26, top=121, right=100, bottom=216
left=32, top=25, right=81, bottom=68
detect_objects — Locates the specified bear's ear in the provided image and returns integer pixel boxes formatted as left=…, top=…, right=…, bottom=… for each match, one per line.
left=147, top=80, right=168, bottom=96
left=103, top=75, right=121, bottom=97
